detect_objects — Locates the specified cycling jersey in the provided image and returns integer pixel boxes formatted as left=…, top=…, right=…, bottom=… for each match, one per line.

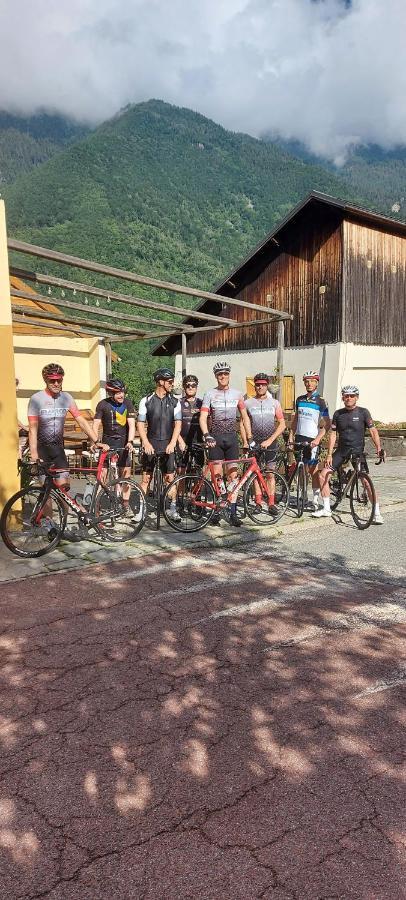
left=332, top=406, right=374, bottom=454
left=245, top=396, right=283, bottom=442
left=138, top=392, right=182, bottom=442
left=94, top=397, right=135, bottom=445
left=28, top=389, right=80, bottom=444
left=295, top=392, right=329, bottom=440
left=201, top=388, right=245, bottom=436
left=180, top=397, right=203, bottom=444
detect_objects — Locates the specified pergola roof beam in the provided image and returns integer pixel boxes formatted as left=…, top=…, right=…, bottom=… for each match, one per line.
left=8, top=242, right=293, bottom=320
left=108, top=316, right=277, bottom=343
left=11, top=306, right=142, bottom=336
left=12, top=314, right=113, bottom=339
left=11, top=288, right=196, bottom=332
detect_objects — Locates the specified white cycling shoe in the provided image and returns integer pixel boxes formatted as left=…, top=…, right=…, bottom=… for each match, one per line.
left=312, top=508, right=332, bottom=518
left=372, top=513, right=384, bottom=524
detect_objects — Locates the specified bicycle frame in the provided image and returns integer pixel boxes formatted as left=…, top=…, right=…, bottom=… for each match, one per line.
left=191, top=455, right=274, bottom=509
left=30, top=449, right=123, bottom=527
left=333, top=456, right=369, bottom=503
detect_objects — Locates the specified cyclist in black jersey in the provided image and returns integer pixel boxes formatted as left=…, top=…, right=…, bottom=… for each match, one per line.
left=92, top=379, right=136, bottom=514
left=178, top=375, right=203, bottom=467
left=313, top=385, right=384, bottom=523
left=137, top=368, right=182, bottom=521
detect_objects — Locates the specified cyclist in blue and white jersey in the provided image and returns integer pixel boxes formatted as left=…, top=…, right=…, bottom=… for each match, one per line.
left=288, top=371, right=331, bottom=510
left=199, top=361, right=254, bottom=527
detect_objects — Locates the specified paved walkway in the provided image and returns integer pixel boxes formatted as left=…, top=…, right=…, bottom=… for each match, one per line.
left=0, top=459, right=405, bottom=583
left=0, top=509, right=405, bottom=898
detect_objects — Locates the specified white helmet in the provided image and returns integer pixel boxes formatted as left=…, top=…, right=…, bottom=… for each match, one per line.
left=213, top=361, right=231, bottom=374
left=341, top=385, right=359, bottom=396
left=303, top=370, right=319, bottom=381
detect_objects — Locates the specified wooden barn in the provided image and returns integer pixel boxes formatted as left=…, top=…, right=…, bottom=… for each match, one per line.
left=155, top=192, right=406, bottom=423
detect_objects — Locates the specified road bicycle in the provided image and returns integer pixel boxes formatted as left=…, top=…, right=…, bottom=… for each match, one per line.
left=0, top=449, right=146, bottom=558
left=161, top=445, right=289, bottom=532
left=141, top=448, right=178, bottom=531
left=280, top=443, right=316, bottom=518
left=328, top=451, right=384, bottom=530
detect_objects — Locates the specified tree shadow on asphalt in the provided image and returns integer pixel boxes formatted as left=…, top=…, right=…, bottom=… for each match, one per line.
left=0, top=547, right=405, bottom=899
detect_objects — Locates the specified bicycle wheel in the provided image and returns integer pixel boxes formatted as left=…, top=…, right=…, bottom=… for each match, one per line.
left=162, top=474, right=216, bottom=532
left=0, top=486, right=66, bottom=557
left=243, top=471, right=289, bottom=526
left=94, top=479, right=146, bottom=541
left=296, top=464, right=306, bottom=518
left=329, top=469, right=343, bottom=511
left=349, top=472, right=376, bottom=530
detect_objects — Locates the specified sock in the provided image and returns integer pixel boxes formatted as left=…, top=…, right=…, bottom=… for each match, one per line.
left=230, top=502, right=237, bottom=515
left=170, top=500, right=177, bottom=509
left=268, top=494, right=275, bottom=506
left=255, top=493, right=263, bottom=505
left=374, top=502, right=381, bottom=516
left=323, top=497, right=331, bottom=512
left=313, top=489, right=321, bottom=503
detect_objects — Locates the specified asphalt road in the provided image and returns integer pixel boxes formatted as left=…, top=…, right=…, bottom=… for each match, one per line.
left=0, top=509, right=405, bottom=899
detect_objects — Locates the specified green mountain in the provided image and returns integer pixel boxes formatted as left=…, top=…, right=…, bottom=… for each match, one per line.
left=0, top=112, right=90, bottom=185
left=267, top=136, right=406, bottom=219
left=0, top=100, right=369, bottom=399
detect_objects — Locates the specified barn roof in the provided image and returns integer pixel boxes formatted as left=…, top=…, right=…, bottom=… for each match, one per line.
left=153, top=191, right=406, bottom=356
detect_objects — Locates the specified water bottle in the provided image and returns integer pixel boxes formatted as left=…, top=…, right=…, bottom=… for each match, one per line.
left=82, top=482, right=94, bottom=507
left=217, top=476, right=227, bottom=495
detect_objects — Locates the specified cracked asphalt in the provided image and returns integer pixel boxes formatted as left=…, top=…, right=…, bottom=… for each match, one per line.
left=0, top=509, right=405, bottom=899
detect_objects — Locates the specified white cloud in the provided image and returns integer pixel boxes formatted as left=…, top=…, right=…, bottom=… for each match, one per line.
left=0, top=0, right=405, bottom=160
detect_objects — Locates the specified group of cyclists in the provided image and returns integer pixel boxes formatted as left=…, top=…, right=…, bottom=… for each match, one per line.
left=25, top=358, right=385, bottom=531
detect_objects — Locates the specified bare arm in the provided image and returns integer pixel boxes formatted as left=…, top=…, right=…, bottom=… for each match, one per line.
left=28, top=420, right=39, bottom=461
left=288, top=413, right=297, bottom=445
left=262, top=417, right=286, bottom=448
left=76, top=414, right=98, bottom=444
left=369, top=426, right=382, bottom=455
left=326, top=429, right=337, bottom=463
left=127, top=417, right=136, bottom=445
left=239, top=417, right=248, bottom=448
left=166, top=420, right=182, bottom=454
left=240, top=407, right=252, bottom=442
left=199, top=409, right=209, bottom=435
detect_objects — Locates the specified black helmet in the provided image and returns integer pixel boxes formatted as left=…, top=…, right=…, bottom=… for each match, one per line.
left=254, top=372, right=270, bottom=384
left=42, top=363, right=64, bottom=379
left=153, top=367, right=175, bottom=382
left=106, top=378, right=125, bottom=393
left=183, top=374, right=198, bottom=386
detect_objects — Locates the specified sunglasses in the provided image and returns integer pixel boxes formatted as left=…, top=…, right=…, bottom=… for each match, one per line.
left=164, top=378, right=174, bottom=383
left=185, top=382, right=197, bottom=387
left=343, top=394, right=357, bottom=398
left=47, top=377, right=63, bottom=383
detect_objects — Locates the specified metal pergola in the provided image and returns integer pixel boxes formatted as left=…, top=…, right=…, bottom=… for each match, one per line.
left=8, top=238, right=292, bottom=395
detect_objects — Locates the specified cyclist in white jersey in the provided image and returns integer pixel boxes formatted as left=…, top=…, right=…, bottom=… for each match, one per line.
left=199, top=361, right=254, bottom=527
left=288, top=371, right=331, bottom=510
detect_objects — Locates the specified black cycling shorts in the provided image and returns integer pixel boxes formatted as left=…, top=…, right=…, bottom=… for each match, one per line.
left=260, top=446, right=278, bottom=471
left=38, top=442, right=69, bottom=477
left=331, top=450, right=369, bottom=474
left=102, top=441, right=131, bottom=469
left=208, top=433, right=239, bottom=464
left=142, top=439, right=175, bottom=475
left=294, top=435, right=320, bottom=468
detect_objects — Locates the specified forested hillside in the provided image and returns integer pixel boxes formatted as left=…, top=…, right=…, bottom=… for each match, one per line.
left=0, top=112, right=90, bottom=185
left=0, top=100, right=376, bottom=399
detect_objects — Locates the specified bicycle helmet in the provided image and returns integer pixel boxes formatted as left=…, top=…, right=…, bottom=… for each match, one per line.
left=42, top=363, right=64, bottom=379
left=213, top=361, right=231, bottom=374
left=153, top=367, right=175, bottom=382
left=183, top=374, right=199, bottom=386
left=303, top=370, right=319, bottom=381
left=341, top=385, right=359, bottom=396
left=254, top=372, right=270, bottom=384
left=106, top=378, right=125, bottom=393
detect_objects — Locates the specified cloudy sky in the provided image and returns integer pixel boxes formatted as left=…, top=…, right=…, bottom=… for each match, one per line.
left=0, top=0, right=405, bottom=161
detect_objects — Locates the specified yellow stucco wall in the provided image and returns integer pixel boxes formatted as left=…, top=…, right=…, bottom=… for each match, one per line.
left=14, top=335, right=105, bottom=425
left=0, top=201, right=20, bottom=509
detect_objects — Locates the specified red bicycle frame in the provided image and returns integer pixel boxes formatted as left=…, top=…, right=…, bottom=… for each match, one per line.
left=191, top=455, right=274, bottom=509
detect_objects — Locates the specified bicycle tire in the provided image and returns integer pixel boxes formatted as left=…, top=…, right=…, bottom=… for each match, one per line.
left=162, top=474, right=216, bottom=532
left=0, top=486, right=66, bottom=558
left=349, top=472, right=376, bottom=530
left=94, top=479, right=146, bottom=541
left=296, top=463, right=305, bottom=518
left=243, top=471, right=289, bottom=526
left=329, top=469, right=343, bottom=511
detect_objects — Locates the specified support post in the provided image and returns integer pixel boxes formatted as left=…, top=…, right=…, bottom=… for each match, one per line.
left=0, top=201, right=20, bottom=511
left=181, top=333, right=187, bottom=380
left=105, top=340, right=112, bottom=378
left=276, top=320, right=284, bottom=407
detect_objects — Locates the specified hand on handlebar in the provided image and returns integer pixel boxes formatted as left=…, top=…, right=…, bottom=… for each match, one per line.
left=142, top=441, right=155, bottom=456
left=203, top=434, right=216, bottom=448
left=375, top=448, right=386, bottom=465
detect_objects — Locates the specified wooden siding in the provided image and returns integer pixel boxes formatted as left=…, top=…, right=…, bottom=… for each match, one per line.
left=343, top=219, right=406, bottom=345
left=186, top=207, right=343, bottom=354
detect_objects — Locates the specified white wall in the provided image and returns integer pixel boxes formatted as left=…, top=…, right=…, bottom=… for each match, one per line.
left=339, top=344, right=406, bottom=424
left=176, top=342, right=406, bottom=423
left=176, top=344, right=342, bottom=415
